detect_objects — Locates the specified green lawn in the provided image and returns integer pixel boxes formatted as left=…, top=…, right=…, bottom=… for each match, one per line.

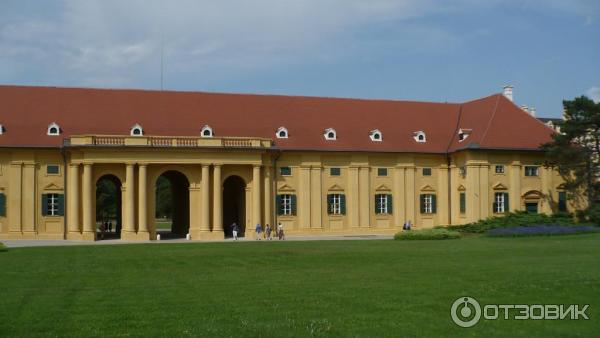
left=0, top=235, right=599, bottom=337
left=155, top=219, right=172, bottom=230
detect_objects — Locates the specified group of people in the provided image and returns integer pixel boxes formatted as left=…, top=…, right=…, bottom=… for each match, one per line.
left=230, top=222, right=285, bottom=241
left=98, top=220, right=114, bottom=239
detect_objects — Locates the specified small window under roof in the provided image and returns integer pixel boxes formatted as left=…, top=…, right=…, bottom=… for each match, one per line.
left=130, top=123, right=143, bottom=136
left=276, top=127, right=288, bottom=139
left=413, top=131, right=426, bottom=143
left=201, top=125, right=214, bottom=138
left=369, top=129, right=382, bottom=142
left=47, top=122, right=61, bottom=136
left=324, top=128, right=337, bottom=141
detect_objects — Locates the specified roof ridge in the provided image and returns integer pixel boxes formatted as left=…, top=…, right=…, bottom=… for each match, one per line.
left=0, top=84, right=462, bottom=106
left=478, top=94, right=502, bottom=146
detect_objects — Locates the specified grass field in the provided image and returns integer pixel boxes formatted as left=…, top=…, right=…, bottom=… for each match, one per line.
left=0, top=234, right=599, bottom=337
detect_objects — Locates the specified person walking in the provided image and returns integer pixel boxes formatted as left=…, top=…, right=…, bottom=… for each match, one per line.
left=277, top=222, right=285, bottom=240
left=108, top=221, right=112, bottom=233
left=255, top=223, right=262, bottom=240
left=231, top=222, right=239, bottom=241
left=265, top=224, right=272, bottom=240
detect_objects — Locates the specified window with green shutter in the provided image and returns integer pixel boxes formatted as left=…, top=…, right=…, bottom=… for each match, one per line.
left=375, top=194, right=392, bottom=214
left=459, top=192, right=466, bottom=214
left=327, top=193, right=345, bottom=215
left=277, top=194, right=296, bottom=216
left=0, top=193, right=6, bottom=217
left=493, top=192, right=509, bottom=213
left=42, top=193, right=64, bottom=216
left=420, top=194, right=436, bottom=214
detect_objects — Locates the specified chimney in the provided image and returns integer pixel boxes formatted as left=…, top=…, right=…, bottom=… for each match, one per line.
left=503, top=85, right=514, bottom=101
left=529, top=107, right=536, bottom=117
left=521, top=105, right=529, bottom=114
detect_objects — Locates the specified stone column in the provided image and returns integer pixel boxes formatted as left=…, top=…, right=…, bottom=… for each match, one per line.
left=212, top=164, right=223, bottom=233
left=201, top=165, right=211, bottom=232
left=510, top=162, right=521, bottom=212
left=437, top=165, right=449, bottom=226
left=67, top=163, right=80, bottom=237
left=310, top=166, right=322, bottom=229
left=138, top=164, right=149, bottom=236
left=21, top=163, right=36, bottom=234
left=8, top=163, right=22, bottom=233
left=124, top=163, right=136, bottom=234
left=359, top=166, right=371, bottom=227
left=299, top=166, right=311, bottom=229
left=348, top=166, right=360, bottom=228
left=82, top=163, right=94, bottom=240
left=393, top=166, right=405, bottom=228
left=263, top=166, right=273, bottom=227
left=252, top=165, right=262, bottom=228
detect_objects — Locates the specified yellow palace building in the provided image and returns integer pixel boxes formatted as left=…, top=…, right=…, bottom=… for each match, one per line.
left=0, top=85, right=570, bottom=241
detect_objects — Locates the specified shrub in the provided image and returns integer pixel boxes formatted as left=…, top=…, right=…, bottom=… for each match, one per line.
left=447, top=212, right=584, bottom=234
left=0, top=242, right=7, bottom=252
left=394, top=228, right=461, bottom=240
left=488, top=225, right=599, bottom=237
left=587, top=203, right=600, bottom=226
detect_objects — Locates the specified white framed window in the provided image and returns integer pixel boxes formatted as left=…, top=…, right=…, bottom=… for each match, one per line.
left=524, top=166, right=539, bottom=177
left=494, top=192, right=507, bottom=213
left=376, top=194, right=390, bottom=214
left=423, top=194, right=433, bottom=213
left=413, top=131, right=426, bottom=143
left=47, top=122, right=61, bottom=136
left=330, top=194, right=342, bottom=214
left=201, top=125, right=214, bottom=138
left=369, top=129, right=382, bottom=142
left=276, top=127, right=288, bottom=139
left=47, top=193, right=59, bottom=216
left=0, top=124, right=4, bottom=135
left=324, top=128, right=337, bottom=140
left=130, top=123, right=143, bottom=136
left=281, top=194, right=292, bottom=215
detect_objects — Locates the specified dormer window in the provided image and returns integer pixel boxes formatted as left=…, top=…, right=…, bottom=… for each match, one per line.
left=324, top=128, right=337, bottom=140
left=276, top=127, right=288, bottom=139
left=0, top=124, right=4, bottom=135
left=201, top=125, right=214, bottom=138
left=369, top=129, right=382, bottom=142
left=47, top=122, right=61, bottom=136
left=458, top=128, right=471, bottom=142
left=130, top=123, right=143, bottom=136
left=413, top=131, right=426, bottom=143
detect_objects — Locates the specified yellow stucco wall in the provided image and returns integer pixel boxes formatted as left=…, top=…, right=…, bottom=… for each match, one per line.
left=0, top=144, right=574, bottom=241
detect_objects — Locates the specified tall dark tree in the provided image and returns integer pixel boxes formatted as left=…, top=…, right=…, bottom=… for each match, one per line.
left=541, top=96, right=600, bottom=209
left=155, top=176, right=173, bottom=218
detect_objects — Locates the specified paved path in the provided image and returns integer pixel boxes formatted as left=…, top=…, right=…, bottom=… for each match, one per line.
left=2, top=234, right=393, bottom=248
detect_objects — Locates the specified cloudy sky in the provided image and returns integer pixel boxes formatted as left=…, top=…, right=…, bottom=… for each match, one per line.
left=1, top=0, right=599, bottom=117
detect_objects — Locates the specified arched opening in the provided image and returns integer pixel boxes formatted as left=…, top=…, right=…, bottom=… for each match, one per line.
left=223, top=175, right=246, bottom=238
left=96, top=174, right=122, bottom=240
left=155, top=170, right=190, bottom=238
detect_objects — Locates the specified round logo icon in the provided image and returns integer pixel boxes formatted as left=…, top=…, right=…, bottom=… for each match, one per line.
left=451, top=296, right=481, bottom=328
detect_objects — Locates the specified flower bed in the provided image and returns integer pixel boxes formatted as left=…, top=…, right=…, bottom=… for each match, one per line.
left=487, top=224, right=599, bottom=237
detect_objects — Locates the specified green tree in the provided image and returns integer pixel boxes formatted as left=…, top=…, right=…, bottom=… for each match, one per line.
left=541, top=96, right=600, bottom=209
left=155, top=176, right=173, bottom=218
left=96, top=179, right=118, bottom=221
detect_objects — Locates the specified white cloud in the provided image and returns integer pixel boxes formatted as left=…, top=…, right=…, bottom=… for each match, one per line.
left=587, top=87, right=600, bottom=103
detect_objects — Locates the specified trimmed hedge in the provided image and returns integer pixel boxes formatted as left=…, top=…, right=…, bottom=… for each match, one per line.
left=394, top=228, right=461, bottom=240
left=447, top=212, right=588, bottom=234
left=0, top=242, right=7, bottom=252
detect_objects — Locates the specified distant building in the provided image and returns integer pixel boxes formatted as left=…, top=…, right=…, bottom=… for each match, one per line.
left=537, top=117, right=563, bottom=133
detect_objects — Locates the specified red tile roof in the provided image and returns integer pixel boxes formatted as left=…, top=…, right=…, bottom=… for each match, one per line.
left=0, top=85, right=554, bottom=153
